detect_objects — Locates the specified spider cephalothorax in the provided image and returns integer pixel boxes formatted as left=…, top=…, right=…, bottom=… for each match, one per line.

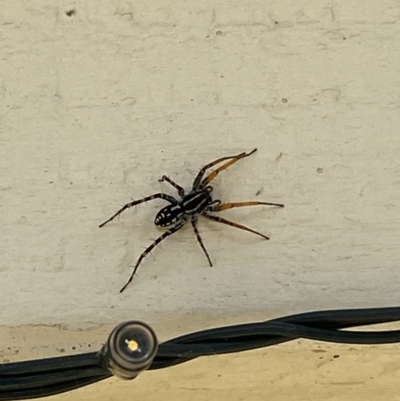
left=99, top=149, right=284, bottom=292
left=154, top=186, right=214, bottom=227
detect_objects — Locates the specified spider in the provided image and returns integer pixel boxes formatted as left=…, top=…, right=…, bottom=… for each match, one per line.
left=99, top=148, right=284, bottom=293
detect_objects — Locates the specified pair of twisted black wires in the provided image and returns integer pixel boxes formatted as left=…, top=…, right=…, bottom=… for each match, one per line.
left=1, top=306, right=400, bottom=400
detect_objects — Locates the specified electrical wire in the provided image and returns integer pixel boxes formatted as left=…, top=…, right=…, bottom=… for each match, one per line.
left=1, top=306, right=400, bottom=400
left=150, top=306, right=400, bottom=369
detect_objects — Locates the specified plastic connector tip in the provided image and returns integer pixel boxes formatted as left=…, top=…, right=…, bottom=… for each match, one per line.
left=99, top=321, right=158, bottom=380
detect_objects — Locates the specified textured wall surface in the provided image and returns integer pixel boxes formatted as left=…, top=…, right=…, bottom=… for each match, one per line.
left=1, top=0, right=400, bottom=329
left=2, top=1, right=400, bottom=399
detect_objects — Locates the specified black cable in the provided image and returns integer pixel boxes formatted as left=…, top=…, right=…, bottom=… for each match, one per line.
left=1, top=306, right=400, bottom=400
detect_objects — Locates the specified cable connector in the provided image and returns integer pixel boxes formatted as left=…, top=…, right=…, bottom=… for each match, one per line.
left=98, top=321, right=158, bottom=380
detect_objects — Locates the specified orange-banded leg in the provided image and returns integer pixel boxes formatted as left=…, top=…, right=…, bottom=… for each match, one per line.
left=202, top=212, right=270, bottom=240
left=120, top=217, right=187, bottom=293
left=99, top=193, right=177, bottom=228
left=191, top=215, right=213, bottom=267
left=199, top=148, right=258, bottom=188
left=207, top=201, right=284, bottom=212
left=193, top=149, right=257, bottom=189
left=159, top=175, right=185, bottom=197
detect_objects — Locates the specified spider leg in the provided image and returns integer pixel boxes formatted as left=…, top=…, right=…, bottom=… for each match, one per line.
left=199, top=148, right=257, bottom=188
left=191, top=215, right=213, bottom=267
left=120, top=218, right=187, bottom=293
left=99, top=193, right=177, bottom=228
left=207, top=200, right=284, bottom=212
left=202, top=212, right=269, bottom=240
left=159, top=175, right=185, bottom=197
left=192, top=149, right=255, bottom=189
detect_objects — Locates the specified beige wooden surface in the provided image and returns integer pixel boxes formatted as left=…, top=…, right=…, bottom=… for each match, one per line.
left=1, top=0, right=400, bottom=399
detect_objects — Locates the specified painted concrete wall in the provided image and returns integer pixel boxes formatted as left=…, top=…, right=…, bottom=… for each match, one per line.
left=2, top=0, right=400, bottom=325
left=1, top=0, right=400, bottom=338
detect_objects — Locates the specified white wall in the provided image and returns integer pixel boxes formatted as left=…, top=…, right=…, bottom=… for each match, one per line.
left=1, top=0, right=400, bottom=327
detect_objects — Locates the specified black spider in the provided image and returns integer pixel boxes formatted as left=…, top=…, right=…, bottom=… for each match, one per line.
left=99, top=148, right=284, bottom=292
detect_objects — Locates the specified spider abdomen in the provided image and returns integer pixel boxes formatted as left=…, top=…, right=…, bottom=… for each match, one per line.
left=154, top=204, right=184, bottom=227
